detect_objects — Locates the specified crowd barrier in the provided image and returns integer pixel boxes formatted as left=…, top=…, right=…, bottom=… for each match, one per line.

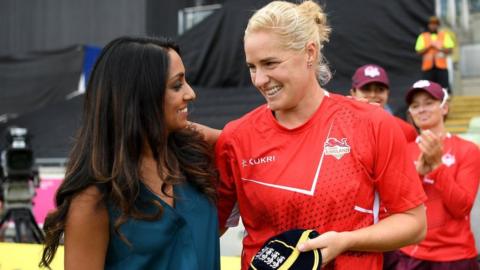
left=0, top=242, right=241, bottom=269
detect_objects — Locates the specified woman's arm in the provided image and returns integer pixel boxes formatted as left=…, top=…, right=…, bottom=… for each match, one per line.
left=428, top=144, right=480, bottom=218
left=298, top=204, right=426, bottom=267
left=64, top=186, right=109, bottom=270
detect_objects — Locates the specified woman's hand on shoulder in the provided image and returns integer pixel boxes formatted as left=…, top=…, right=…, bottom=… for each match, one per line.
left=347, top=95, right=381, bottom=107
left=64, top=185, right=109, bottom=270
left=188, top=122, right=221, bottom=145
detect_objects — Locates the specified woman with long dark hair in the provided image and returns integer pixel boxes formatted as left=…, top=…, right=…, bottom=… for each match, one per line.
left=39, top=36, right=220, bottom=270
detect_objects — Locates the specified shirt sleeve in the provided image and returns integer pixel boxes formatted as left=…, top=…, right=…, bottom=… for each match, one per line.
left=443, top=31, right=455, bottom=49
left=427, top=142, right=480, bottom=218
left=369, top=112, right=427, bottom=213
left=415, top=33, right=426, bottom=52
left=215, top=129, right=239, bottom=229
left=394, top=117, right=418, bottom=143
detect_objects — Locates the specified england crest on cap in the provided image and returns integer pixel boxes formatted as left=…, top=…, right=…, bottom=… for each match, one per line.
left=364, top=66, right=381, bottom=78
left=413, top=80, right=431, bottom=88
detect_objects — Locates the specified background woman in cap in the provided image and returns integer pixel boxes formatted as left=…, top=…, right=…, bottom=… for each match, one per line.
left=215, top=1, right=427, bottom=269
left=390, top=80, right=480, bottom=270
left=40, top=36, right=220, bottom=270
left=350, top=64, right=417, bottom=142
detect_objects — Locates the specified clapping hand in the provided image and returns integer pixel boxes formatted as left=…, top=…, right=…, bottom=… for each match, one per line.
left=415, top=130, right=443, bottom=175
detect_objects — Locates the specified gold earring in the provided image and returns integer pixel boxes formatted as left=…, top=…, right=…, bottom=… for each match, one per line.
left=307, top=61, right=313, bottom=68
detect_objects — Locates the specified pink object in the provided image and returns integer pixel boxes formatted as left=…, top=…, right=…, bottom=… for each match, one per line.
left=32, top=178, right=63, bottom=225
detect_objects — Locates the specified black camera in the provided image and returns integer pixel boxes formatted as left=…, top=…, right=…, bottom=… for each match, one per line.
left=0, top=126, right=44, bottom=243
left=1, top=127, right=35, bottom=181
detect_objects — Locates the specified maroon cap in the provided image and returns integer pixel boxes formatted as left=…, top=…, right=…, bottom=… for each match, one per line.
left=352, top=64, right=390, bottom=89
left=405, top=80, right=446, bottom=104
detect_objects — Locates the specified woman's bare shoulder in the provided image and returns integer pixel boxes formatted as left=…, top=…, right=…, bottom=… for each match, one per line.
left=68, top=185, right=107, bottom=223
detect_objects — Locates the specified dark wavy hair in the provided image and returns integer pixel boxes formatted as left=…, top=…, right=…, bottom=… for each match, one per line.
left=39, top=36, right=217, bottom=268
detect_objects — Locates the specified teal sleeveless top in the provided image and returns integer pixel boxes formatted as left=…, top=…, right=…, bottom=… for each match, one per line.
left=105, top=181, right=220, bottom=270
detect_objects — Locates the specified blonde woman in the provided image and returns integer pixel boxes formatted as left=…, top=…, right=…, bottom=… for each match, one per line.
left=215, top=1, right=427, bottom=269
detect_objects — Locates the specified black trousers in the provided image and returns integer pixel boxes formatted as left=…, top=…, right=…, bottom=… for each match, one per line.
left=422, top=67, right=451, bottom=93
